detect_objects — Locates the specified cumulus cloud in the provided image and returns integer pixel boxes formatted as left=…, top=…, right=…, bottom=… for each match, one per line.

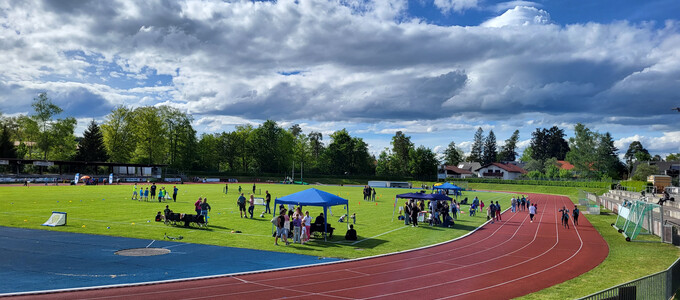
left=481, top=6, right=551, bottom=27
left=433, top=0, right=479, bottom=14
left=615, top=132, right=680, bottom=156
left=0, top=0, right=678, bottom=156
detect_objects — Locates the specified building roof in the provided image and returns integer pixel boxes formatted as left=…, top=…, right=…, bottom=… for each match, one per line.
left=479, top=162, right=527, bottom=174
left=443, top=165, right=473, bottom=175
left=557, top=160, right=575, bottom=170
left=458, top=162, right=482, bottom=172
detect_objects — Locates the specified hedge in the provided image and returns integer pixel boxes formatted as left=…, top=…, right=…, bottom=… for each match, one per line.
left=458, top=178, right=613, bottom=189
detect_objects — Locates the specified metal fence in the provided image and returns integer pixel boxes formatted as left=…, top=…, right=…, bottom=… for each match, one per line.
left=579, top=257, right=680, bottom=300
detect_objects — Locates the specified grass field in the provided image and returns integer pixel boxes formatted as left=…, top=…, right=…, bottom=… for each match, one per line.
left=0, top=183, right=512, bottom=259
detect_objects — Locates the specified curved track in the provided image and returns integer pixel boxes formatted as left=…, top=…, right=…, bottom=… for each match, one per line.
left=8, top=193, right=608, bottom=299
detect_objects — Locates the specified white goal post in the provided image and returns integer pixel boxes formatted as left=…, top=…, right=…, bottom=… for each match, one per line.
left=42, top=211, right=67, bottom=227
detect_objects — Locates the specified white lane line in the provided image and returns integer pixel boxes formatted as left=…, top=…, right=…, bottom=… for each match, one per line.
left=146, top=240, right=155, bottom=248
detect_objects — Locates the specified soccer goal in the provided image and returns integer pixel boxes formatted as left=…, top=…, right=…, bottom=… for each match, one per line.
left=42, top=211, right=67, bottom=227
left=620, top=201, right=659, bottom=241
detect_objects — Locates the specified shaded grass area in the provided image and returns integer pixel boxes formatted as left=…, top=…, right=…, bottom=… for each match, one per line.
left=0, top=183, right=510, bottom=259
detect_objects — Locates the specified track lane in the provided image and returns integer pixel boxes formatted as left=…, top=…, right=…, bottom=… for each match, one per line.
left=5, top=193, right=608, bottom=300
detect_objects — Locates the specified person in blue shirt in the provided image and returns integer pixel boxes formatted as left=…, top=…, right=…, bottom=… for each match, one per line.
left=172, top=186, right=178, bottom=202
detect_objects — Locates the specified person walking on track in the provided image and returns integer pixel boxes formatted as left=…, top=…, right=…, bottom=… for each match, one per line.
left=573, top=205, right=580, bottom=226
left=558, top=206, right=570, bottom=229
left=529, top=204, right=536, bottom=222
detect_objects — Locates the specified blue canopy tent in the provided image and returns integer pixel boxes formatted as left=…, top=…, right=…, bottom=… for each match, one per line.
left=274, top=188, right=349, bottom=240
left=433, top=182, right=463, bottom=197
left=392, top=192, right=452, bottom=221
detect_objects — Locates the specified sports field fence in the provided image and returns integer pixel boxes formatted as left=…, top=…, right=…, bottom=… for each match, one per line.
left=578, top=256, right=680, bottom=300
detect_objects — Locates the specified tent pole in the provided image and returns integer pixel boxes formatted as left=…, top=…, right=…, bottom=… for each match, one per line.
left=323, top=206, right=328, bottom=241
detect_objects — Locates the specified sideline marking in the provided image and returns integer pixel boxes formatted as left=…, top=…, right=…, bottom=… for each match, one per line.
left=146, top=240, right=155, bottom=248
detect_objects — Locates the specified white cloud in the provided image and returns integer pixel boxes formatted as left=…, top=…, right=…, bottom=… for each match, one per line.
left=433, top=0, right=479, bottom=14
left=615, top=132, right=680, bottom=156
left=481, top=6, right=551, bottom=27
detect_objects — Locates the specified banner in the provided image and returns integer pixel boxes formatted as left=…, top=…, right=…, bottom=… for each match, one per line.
left=0, top=160, right=8, bottom=165
left=109, top=173, right=114, bottom=184
left=74, top=173, right=80, bottom=183
left=33, top=161, right=54, bottom=167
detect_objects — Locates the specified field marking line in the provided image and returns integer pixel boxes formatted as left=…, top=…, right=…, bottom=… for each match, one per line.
left=146, top=240, right=155, bottom=248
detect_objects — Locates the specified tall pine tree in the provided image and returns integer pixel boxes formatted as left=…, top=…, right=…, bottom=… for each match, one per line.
left=467, top=127, right=484, bottom=163
left=443, top=141, right=464, bottom=166
left=0, top=124, right=17, bottom=158
left=498, top=130, right=520, bottom=162
left=482, top=130, right=497, bottom=165
left=75, top=120, right=108, bottom=162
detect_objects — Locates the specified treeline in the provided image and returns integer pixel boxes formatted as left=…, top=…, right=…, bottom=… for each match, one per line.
left=0, top=93, right=675, bottom=181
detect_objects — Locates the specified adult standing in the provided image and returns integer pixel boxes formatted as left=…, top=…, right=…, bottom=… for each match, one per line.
left=224, top=183, right=228, bottom=194
left=302, top=211, right=312, bottom=241
left=200, top=198, right=211, bottom=224
left=529, top=204, right=537, bottom=222
left=265, top=190, right=272, bottom=214
left=488, top=201, right=497, bottom=224
left=173, top=186, right=178, bottom=202
left=274, top=210, right=289, bottom=246
left=573, top=205, right=580, bottom=226
left=248, top=194, right=255, bottom=218
left=410, top=201, right=420, bottom=227
left=194, top=197, right=202, bottom=215
left=372, top=188, right=376, bottom=201
left=292, top=213, right=302, bottom=244
left=150, top=183, right=157, bottom=200
left=511, top=197, right=517, bottom=212
left=404, top=201, right=411, bottom=226
left=237, top=193, right=247, bottom=218
left=495, top=201, right=502, bottom=221
left=252, top=183, right=256, bottom=194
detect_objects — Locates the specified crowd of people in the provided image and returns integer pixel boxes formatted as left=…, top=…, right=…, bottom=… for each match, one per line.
left=362, top=186, right=376, bottom=201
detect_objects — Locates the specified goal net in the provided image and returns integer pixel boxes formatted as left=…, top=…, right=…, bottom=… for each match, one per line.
left=42, top=211, right=67, bottom=227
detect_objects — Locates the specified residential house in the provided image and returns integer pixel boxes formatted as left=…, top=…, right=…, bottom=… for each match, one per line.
left=437, top=165, right=474, bottom=179
left=477, top=162, right=527, bottom=180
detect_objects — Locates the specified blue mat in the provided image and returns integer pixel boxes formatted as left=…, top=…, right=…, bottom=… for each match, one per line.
left=0, top=226, right=341, bottom=294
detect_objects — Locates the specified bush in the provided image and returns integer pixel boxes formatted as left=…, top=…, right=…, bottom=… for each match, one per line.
left=460, top=178, right=612, bottom=189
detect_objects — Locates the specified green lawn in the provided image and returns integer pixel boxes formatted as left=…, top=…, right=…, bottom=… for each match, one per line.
left=0, top=183, right=510, bottom=259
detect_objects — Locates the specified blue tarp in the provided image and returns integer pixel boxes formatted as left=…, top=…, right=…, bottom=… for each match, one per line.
left=396, top=192, right=452, bottom=201
left=433, top=182, right=462, bottom=191
left=274, top=188, right=349, bottom=241
left=275, top=188, right=348, bottom=207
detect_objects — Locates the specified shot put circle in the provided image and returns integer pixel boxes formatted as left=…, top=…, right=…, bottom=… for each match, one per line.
left=115, top=248, right=171, bottom=256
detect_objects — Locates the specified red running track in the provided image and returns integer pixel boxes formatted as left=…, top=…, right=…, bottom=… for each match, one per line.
left=9, top=194, right=608, bottom=300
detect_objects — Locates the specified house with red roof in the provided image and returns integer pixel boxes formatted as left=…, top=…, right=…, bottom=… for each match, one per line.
left=557, top=160, right=574, bottom=171
left=477, top=162, right=527, bottom=180
left=437, top=165, right=474, bottom=179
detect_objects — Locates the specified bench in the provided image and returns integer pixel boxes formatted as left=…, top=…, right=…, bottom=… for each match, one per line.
left=164, top=213, right=206, bottom=228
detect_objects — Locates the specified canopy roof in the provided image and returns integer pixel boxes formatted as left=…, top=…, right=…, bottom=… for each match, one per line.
left=433, top=182, right=462, bottom=190
left=396, top=192, right=452, bottom=201
left=275, top=188, right=349, bottom=207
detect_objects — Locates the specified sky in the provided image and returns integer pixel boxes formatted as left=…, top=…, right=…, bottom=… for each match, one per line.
left=1, top=0, right=679, bottom=159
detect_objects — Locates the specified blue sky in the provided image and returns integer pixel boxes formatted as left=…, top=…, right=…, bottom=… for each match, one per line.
left=0, top=0, right=679, bottom=159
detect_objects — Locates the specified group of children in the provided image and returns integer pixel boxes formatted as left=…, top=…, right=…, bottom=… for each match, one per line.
left=131, top=183, right=178, bottom=202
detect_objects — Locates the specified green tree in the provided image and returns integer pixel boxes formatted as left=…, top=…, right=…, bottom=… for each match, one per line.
left=74, top=120, right=108, bottom=162
left=159, top=106, right=196, bottom=170
left=289, top=124, right=302, bottom=137
left=251, top=120, right=293, bottom=173
left=391, top=131, right=414, bottom=176
left=233, top=124, right=255, bottom=172
left=666, top=153, right=680, bottom=161
left=468, top=127, right=484, bottom=162
left=498, top=130, right=520, bottom=162
left=131, top=106, right=167, bottom=164
left=30, top=92, right=64, bottom=160
left=566, top=123, right=598, bottom=178
left=101, top=106, right=135, bottom=163
left=544, top=158, right=560, bottom=178
left=409, top=146, right=439, bottom=180
left=196, top=133, right=221, bottom=171
left=519, top=146, right=533, bottom=163
left=323, top=129, right=374, bottom=175
left=531, top=126, right=569, bottom=161
left=0, top=124, right=17, bottom=159
left=624, top=141, right=650, bottom=167
left=443, top=141, right=464, bottom=166
left=595, top=132, right=625, bottom=179
left=218, top=131, right=238, bottom=171
left=375, top=148, right=394, bottom=176
left=482, top=130, right=497, bottom=165
left=632, top=163, right=659, bottom=181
